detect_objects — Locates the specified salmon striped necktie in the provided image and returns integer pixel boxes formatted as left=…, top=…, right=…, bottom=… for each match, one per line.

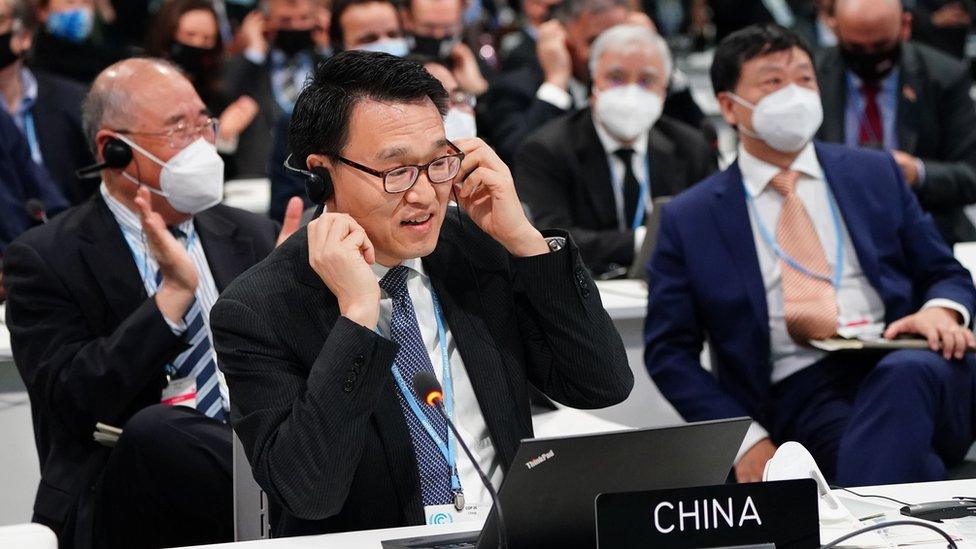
left=768, top=170, right=839, bottom=343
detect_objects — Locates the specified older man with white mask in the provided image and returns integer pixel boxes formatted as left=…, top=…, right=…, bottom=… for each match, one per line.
left=514, top=23, right=716, bottom=277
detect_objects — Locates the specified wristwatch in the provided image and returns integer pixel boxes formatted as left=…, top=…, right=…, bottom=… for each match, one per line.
left=545, top=236, right=566, bottom=252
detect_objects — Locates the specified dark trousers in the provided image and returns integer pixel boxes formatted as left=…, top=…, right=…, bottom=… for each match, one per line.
left=93, top=404, right=233, bottom=549
left=769, top=349, right=976, bottom=486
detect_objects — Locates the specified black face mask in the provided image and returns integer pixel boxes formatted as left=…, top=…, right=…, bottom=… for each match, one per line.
left=169, top=41, right=220, bottom=80
left=839, top=41, right=901, bottom=83
left=409, top=33, right=459, bottom=61
left=0, top=32, right=20, bottom=71
left=274, top=28, right=315, bottom=57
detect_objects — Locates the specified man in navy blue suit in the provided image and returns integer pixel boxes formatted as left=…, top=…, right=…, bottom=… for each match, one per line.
left=644, top=24, right=976, bottom=486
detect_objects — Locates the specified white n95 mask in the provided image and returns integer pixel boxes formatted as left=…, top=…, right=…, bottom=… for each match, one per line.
left=730, top=84, right=823, bottom=153
left=593, top=84, right=663, bottom=142
left=115, top=135, right=225, bottom=215
left=444, top=108, right=478, bottom=140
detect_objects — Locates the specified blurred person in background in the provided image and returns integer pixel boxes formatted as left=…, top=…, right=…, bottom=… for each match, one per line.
left=817, top=0, right=976, bottom=245
left=3, top=57, right=298, bottom=549
left=498, top=0, right=562, bottom=72
left=911, top=0, right=974, bottom=59
left=515, top=24, right=714, bottom=275
left=31, top=0, right=122, bottom=84
left=401, top=0, right=491, bottom=96
left=423, top=58, right=480, bottom=140
left=147, top=0, right=260, bottom=178
left=311, top=0, right=332, bottom=56
left=0, top=0, right=93, bottom=204
left=329, top=0, right=405, bottom=53
left=224, top=0, right=325, bottom=177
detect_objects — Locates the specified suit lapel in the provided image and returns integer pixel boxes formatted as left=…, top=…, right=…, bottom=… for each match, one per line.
left=194, top=210, right=255, bottom=292
left=711, top=164, right=769, bottom=330
left=647, top=126, right=680, bottom=198
left=575, top=111, right=619, bottom=229
left=817, top=49, right=847, bottom=143
left=895, top=45, right=921, bottom=153
left=78, top=196, right=148, bottom=322
left=422, top=231, right=524, bottom=469
left=815, top=143, right=884, bottom=292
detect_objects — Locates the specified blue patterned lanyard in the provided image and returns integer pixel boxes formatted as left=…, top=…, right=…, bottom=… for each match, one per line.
left=743, top=181, right=845, bottom=289
left=384, top=289, right=462, bottom=496
left=630, top=179, right=649, bottom=231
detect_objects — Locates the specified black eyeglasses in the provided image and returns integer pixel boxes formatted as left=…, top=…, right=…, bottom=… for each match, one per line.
left=338, top=140, right=465, bottom=194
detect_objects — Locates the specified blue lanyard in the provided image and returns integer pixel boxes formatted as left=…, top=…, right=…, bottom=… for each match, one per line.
left=23, top=110, right=42, bottom=165
left=384, top=288, right=462, bottom=496
left=631, top=180, right=648, bottom=231
left=744, top=181, right=845, bottom=289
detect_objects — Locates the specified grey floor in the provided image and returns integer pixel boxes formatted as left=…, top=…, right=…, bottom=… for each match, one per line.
left=0, top=361, right=39, bottom=526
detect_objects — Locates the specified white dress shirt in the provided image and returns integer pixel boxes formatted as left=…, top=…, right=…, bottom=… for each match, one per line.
left=372, top=258, right=502, bottom=507
left=593, top=119, right=652, bottom=252
left=100, top=184, right=230, bottom=409
left=734, top=144, right=969, bottom=458
left=536, top=78, right=590, bottom=111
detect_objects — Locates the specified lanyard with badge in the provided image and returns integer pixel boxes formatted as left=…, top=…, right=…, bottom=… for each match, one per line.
left=743, top=181, right=845, bottom=290
left=382, top=288, right=466, bottom=512
left=630, top=181, right=649, bottom=231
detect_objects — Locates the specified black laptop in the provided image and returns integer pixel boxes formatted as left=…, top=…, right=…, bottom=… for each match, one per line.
left=382, top=417, right=751, bottom=549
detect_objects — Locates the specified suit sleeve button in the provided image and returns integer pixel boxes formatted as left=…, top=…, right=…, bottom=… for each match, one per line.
left=342, top=380, right=355, bottom=393
left=354, top=354, right=365, bottom=366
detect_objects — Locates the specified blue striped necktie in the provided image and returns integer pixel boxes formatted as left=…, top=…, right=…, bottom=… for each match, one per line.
left=157, top=227, right=225, bottom=421
left=380, top=266, right=452, bottom=506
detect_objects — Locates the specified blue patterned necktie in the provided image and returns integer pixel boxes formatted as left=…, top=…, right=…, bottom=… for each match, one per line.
left=157, top=227, right=225, bottom=422
left=380, top=265, right=453, bottom=506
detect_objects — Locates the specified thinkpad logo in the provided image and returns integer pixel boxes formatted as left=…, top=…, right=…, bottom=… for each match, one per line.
left=525, top=449, right=555, bottom=470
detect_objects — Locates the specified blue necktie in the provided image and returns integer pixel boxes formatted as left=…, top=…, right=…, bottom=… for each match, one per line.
left=380, top=266, right=452, bottom=506
left=157, top=228, right=225, bottom=422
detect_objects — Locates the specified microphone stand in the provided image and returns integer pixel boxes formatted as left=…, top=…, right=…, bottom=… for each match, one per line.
left=432, top=400, right=508, bottom=549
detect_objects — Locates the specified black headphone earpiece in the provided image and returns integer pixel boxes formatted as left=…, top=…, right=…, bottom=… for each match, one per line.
left=307, top=165, right=334, bottom=203
left=102, top=137, right=133, bottom=169
left=75, top=136, right=134, bottom=179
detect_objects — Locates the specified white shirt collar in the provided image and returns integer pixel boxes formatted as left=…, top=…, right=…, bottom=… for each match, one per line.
left=371, top=257, right=427, bottom=295
left=738, top=142, right=823, bottom=198
left=593, top=114, right=650, bottom=158
left=100, top=182, right=195, bottom=238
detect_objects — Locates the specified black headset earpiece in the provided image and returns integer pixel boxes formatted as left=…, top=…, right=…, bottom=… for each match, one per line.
left=75, top=136, right=134, bottom=179
left=308, top=165, right=334, bottom=203
left=101, top=137, right=133, bottom=169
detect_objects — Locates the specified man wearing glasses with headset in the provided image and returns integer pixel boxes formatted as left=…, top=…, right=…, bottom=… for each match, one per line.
left=210, top=50, right=633, bottom=538
left=3, top=58, right=301, bottom=549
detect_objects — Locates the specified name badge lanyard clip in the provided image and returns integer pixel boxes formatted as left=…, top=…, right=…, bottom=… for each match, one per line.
left=744, top=182, right=845, bottom=291
left=630, top=178, right=650, bottom=231
left=386, top=289, right=464, bottom=511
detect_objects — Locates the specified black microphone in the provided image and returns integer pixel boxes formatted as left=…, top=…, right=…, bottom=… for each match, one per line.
left=412, top=372, right=508, bottom=549
left=25, top=199, right=48, bottom=223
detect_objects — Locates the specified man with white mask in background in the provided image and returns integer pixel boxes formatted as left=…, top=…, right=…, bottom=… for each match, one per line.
left=423, top=59, right=479, bottom=140
left=644, top=24, right=976, bottom=487
left=514, top=23, right=715, bottom=277
left=3, top=58, right=301, bottom=549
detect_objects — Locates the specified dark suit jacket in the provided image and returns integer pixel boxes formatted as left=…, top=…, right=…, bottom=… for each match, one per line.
left=223, top=53, right=280, bottom=177
left=817, top=41, right=976, bottom=245
left=484, top=63, right=567, bottom=164
left=514, top=108, right=716, bottom=274
left=644, top=142, right=975, bottom=427
left=498, top=27, right=538, bottom=73
left=3, top=195, right=279, bottom=549
left=32, top=69, right=96, bottom=205
left=210, top=215, right=633, bottom=537
left=0, top=108, right=66, bottom=254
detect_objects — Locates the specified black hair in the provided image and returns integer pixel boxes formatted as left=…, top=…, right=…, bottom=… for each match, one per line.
left=329, top=0, right=399, bottom=52
left=288, top=50, right=449, bottom=169
left=709, top=24, right=815, bottom=95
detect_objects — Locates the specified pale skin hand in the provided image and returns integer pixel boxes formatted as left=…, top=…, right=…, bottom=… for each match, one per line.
left=892, top=150, right=920, bottom=186
left=449, top=43, right=489, bottom=96
left=884, top=307, right=976, bottom=360
left=133, top=186, right=198, bottom=325
left=453, top=138, right=549, bottom=257
left=536, top=20, right=572, bottom=90
left=735, top=438, right=777, bottom=483
left=217, top=96, right=260, bottom=142
left=241, top=10, right=269, bottom=55
left=307, top=213, right=381, bottom=327
left=276, top=196, right=304, bottom=247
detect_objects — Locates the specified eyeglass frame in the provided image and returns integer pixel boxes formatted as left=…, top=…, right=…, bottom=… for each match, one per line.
left=336, top=140, right=466, bottom=194
left=111, top=116, right=220, bottom=150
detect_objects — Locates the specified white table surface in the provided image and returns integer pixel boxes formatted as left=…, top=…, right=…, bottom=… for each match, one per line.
left=0, top=304, right=11, bottom=362
left=177, top=479, right=976, bottom=549
left=594, top=279, right=647, bottom=320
